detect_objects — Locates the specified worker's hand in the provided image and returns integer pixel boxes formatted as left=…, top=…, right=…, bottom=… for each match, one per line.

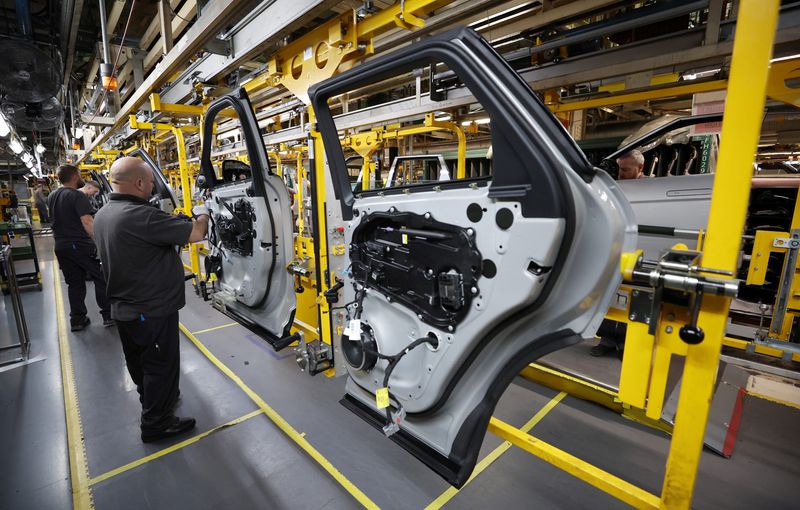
left=192, top=204, right=210, bottom=219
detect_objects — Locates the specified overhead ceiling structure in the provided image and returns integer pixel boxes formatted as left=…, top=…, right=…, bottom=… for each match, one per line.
left=0, top=0, right=794, bottom=172
left=66, top=0, right=800, bottom=171
left=0, top=0, right=63, bottom=172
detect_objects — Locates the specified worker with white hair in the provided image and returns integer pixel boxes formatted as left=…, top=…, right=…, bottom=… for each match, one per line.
left=616, top=149, right=645, bottom=180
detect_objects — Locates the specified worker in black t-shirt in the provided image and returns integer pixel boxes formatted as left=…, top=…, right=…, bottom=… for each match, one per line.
left=94, top=156, right=209, bottom=443
left=48, top=165, right=112, bottom=331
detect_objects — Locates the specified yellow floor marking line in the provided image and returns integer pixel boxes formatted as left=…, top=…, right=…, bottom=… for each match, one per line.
left=191, top=322, right=238, bottom=335
left=179, top=323, right=380, bottom=510
left=88, top=409, right=265, bottom=486
left=424, top=391, right=568, bottom=510
left=54, top=266, right=95, bottom=510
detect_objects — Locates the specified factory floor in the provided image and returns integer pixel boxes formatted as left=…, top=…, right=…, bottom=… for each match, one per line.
left=2, top=236, right=799, bottom=509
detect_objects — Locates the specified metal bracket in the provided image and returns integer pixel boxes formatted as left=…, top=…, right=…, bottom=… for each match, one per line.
left=770, top=229, right=800, bottom=335
left=772, top=236, right=800, bottom=249
left=628, top=288, right=653, bottom=325
left=203, top=37, right=232, bottom=57
left=294, top=337, right=333, bottom=375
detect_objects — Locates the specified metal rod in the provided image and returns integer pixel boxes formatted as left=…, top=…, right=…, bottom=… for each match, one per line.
left=0, top=246, right=30, bottom=361
left=98, top=0, right=111, bottom=64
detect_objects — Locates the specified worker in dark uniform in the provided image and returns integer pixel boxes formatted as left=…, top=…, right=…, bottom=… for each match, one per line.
left=94, top=156, right=209, bottom=443
left=34, top=184, right=49, bottom=223
left=48, top=165, right=112, bottom=331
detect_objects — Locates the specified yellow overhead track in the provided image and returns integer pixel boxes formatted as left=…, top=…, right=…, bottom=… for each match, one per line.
left=551, top=55, right=800, bottom=113
left=243, top=0, right=451, bottom=103
left=552, top=80, right=728, bottom=113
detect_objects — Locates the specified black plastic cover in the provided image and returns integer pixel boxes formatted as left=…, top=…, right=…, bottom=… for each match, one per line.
left=350, top=210, right=482, bottom=331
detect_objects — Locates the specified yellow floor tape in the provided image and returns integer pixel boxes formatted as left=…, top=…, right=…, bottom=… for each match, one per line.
left=88, top=409, right=265, bottom=486
left=424, top=391, right=568, bottom=510
left=179, top=323, right=381, bottom=510
left=191, top=322, right=238, bottom=335
left=54, top=265, right=95, bottom=510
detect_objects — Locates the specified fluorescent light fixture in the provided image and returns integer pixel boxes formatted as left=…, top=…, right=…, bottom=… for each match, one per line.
left=21, top=152, right=33, bottom=163
left=25, top=160, right=33, bottom=168
left=74, top=127, right=84, bottom=138
left=0, top=113, right=9, bottom=137
left=434, top=113, right=452, bottom=121
left=8, top=137, right=23, bottom=154
left=682, top=68, right=721, bottom=81
left=772, top=53, right=800, bottom=63
left=35, top=143, right=45, bottom=154
left=461, top=118, right=491, bottom=126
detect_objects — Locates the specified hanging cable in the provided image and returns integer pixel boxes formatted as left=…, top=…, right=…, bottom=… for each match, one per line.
left=86, top=0, right=137, bottom=125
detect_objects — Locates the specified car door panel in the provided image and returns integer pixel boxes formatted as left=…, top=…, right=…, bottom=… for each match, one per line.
left=309, top=27, right=636, bottom=487
left=198, top=89, right=296, bottom=341
left=89, top=170, right=112, bottom=210
left=129, top=148, right=178, bottom=214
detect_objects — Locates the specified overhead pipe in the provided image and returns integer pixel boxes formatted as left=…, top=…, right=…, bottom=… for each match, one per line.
left=98, top=0, right=111, bottom=63
left=98, top=0, right=116, bottom=91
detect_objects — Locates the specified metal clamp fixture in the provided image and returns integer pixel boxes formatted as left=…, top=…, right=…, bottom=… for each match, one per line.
left=622, top=249, right=740, bottom=344
left=770, top=229, right=800, bottom=335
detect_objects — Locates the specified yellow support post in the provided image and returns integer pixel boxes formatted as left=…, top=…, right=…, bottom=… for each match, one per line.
left=660, top=2, right=779, bottom=508
left=423, top=113, right=467, bottom=179
left=310, top=109, right=334, bottom=365
left=171, top=127, right=202, bottom=280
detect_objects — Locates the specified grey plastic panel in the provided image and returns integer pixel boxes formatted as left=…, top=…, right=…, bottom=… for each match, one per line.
left=207, top=176, right=295, bottom=337
left=619, top=173, right=714, bottom=258
left=343, top=168, right=636, bottom=457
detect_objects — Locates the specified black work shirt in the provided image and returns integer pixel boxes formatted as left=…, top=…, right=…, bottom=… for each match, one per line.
left=93, top=193, right=193, bottom=321
left=47, top=188, right=93, bottom=250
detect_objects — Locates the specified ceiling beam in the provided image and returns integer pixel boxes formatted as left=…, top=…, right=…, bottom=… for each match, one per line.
left=78, top=0, right=249, bottom=162
left=63, top=0, right=86, bottom=88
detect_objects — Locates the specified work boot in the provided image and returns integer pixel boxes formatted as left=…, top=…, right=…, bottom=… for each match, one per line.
left=141, top=416, right=196, bottom=443
left=70, top=316, right=91, bottom=332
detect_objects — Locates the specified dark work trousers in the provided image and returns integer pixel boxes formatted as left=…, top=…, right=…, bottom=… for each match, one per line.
left=597, top=319, right=627, bottom=348
left=54, top=242, right=111, bottom=325
left=36, top=204, right=49, bottom=223
left=117, top=312, right=180, bottom=433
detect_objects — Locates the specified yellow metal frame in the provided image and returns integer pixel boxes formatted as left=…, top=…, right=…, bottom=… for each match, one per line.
left=345, top=113, right=468, bottom=189
left=743, top=189, right=800, bottom=340
left=551, top=54, right=799, bottom=114
left=489, top=2, right=780, bottom=508
left=242, top=0, right=450, bottom=104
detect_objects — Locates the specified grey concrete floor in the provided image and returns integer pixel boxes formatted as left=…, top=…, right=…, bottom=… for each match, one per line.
left=1, top=237, right=799, bottom=509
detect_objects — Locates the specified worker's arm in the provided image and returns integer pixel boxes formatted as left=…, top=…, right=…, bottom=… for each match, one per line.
left=187, top=215, right=209, bottom=243
left=80, top=214, right=94, bottom=238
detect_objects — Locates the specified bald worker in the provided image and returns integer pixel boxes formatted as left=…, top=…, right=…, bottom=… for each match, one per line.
left=94, top=157, right=209, bottom=443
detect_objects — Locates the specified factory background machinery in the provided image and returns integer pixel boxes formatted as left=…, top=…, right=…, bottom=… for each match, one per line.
left=1, top=1, right=799, bottom=509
